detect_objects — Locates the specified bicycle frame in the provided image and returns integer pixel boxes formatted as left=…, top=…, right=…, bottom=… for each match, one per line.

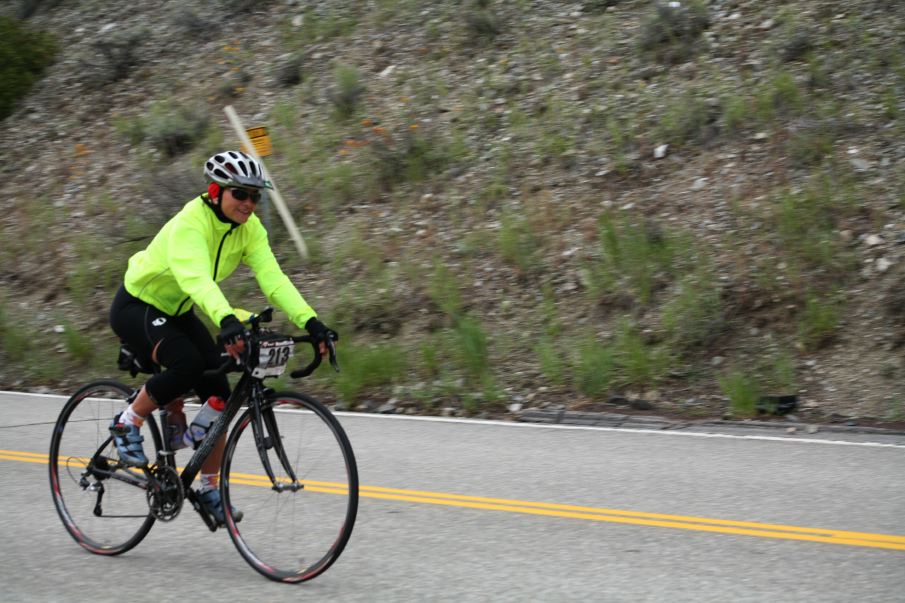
left=169, top=372, right=300, bottom=496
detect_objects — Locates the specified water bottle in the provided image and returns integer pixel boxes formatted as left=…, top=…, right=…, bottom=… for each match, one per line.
left=183, top=396, right=226, bottom=449
left=164, top=398, right=188, bottom=450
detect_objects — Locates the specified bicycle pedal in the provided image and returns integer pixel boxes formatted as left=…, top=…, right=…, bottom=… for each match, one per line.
left=187, top=490, right=219, bottom=532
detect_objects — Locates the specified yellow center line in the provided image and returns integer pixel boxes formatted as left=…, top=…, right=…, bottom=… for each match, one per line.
left=9, top=449, right=905, bottom=551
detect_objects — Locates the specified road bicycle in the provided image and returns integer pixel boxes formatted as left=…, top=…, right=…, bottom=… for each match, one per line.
left=48, top=308, right=358, bottom=583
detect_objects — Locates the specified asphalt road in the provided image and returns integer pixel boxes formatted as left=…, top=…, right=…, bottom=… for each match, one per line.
left=1, top=391, right=904, bottom=602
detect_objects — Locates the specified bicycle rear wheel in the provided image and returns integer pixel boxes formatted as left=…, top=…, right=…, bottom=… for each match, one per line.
left=221, top=391, right=358, bottom=583
left=49, top=380, right=161, bottom=555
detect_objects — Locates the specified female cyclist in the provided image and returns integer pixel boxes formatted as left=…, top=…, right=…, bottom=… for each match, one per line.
left=108, top=150, right=336, bottom=524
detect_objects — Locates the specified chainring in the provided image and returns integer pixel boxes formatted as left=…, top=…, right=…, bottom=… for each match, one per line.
left=146, top=464, right=184, bottom=521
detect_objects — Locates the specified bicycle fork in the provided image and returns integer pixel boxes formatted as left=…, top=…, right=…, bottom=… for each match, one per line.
left=251, top=393, right=303, bottom=493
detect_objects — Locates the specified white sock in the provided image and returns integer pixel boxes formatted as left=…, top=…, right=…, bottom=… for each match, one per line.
left=119, top=404, right=144, bottom=427
left=200, top=473, right=219, bottom=493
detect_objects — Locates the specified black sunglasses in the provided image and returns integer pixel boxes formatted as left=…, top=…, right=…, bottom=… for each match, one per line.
left=230, top=188, right=261, bottom=203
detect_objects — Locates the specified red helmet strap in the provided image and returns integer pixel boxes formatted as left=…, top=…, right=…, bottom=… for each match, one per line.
left=208, top=182, right=222, bottom=202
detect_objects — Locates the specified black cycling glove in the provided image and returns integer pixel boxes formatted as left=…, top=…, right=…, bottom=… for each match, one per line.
left=219, top=314, right=245, bottom=345
left=305, top=317, right=338, bottom=345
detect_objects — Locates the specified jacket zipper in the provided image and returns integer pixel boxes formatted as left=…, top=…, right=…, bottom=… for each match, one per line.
left=174, top=226, right=235, bottom=315
left=213, top=226, right=236, bottom=281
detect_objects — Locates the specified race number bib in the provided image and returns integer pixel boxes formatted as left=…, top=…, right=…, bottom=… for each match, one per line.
left=252, top=338, right=294, bottom=378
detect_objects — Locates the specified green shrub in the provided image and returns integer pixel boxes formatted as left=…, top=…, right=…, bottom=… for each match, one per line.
left=779, top=28, right=816, bottom=63
left=62, top=321, right=94, bottom=364
left=0, top=300, right=29, bottom=362
left=798, top=294, right=840, bottom=350
left=499, top=210, right=542, bottom=276
left=332, top=268, right=409, bottom=336
left=19, top=0, right=64, bottom=19
left=419, top=336, right=444, bottom=380
left=639, top=1, right=710, bottom=64
left=611, top=320, right=672, bottom=387
left=662, top=270, right=724, bottom=350
left=657, top=92, right=714, bottom=147
left=464, top=6, right=502, bottom=44
left=126, top=101, right=210, bottom=157
left=332, top=341, right=407, bottom=402
left=83, top=28, right=147, bottom=85
left=766, top=351, right=797, bottom=393
left=536, top=341, right=566, bottom=385
left=289, top=6, right=358, bottom=45
left=583, top=0, right=623, bottom=12
left=369, top=127, right=452, bottom=191
left=221, top=0, right=278, bottom=15
left=592, top=213, right=682, bottom=305
left=755, top=72, right=803, bottom=122
left=881, top=86, right=900, bottom=120
left=454, top=315, right=490, bottom=383
left=330, top=64, right=365, bottom=119
left=573, top=337, right=614, bottom=397
left=786, top=125, right=834, bottom=166
left=275, top=53, right=305, bottom=88
left=428, top=261, right=463, bottom=317
left=0, top=16, right=57, bottom=120
left=719, top=369, right=760, bottom=417
left=769, top=185, right=853, bottom=275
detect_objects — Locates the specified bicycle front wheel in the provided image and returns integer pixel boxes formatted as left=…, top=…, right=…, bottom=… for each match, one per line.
left=221, top=391, right=359, bottom=583
left=49, top=380, right=161, bottom=555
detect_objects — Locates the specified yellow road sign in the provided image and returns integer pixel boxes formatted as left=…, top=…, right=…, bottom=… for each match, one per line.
left=243, top=126, right=272, bottom=157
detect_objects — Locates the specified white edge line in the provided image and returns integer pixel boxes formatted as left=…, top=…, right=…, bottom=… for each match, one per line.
left=3, top=390, right=904, bottom=449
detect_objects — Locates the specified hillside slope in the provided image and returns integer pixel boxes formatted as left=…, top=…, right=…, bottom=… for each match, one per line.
left=1, top=0, right=904, bottom=426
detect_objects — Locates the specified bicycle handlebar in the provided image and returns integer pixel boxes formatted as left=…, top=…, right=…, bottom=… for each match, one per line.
left=290, top=334, right=339, bottom=378
left=202, top=308, right=340, bottom=379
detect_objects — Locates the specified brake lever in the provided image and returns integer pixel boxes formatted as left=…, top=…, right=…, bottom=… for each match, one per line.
left=326, top=337, right=340, bottom=373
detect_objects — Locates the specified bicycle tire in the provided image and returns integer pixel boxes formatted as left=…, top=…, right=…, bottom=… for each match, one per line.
left=221, top=391, right=359, bottom=583
left=49, top=380, right=161, bottom=555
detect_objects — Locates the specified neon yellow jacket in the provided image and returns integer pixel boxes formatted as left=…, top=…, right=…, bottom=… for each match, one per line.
left=124, top=195, right=316, bottom=328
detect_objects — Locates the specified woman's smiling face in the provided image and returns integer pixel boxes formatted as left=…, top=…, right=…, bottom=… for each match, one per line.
left=219, top=187, right=260, bottom=224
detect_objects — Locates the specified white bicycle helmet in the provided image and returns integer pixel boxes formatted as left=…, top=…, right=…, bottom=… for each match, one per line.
left=204, top=151, right=269, bottom=189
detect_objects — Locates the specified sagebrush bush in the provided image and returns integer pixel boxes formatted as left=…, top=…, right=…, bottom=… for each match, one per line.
left=464, top=5, right=502, bottom=44
left=330, top=64, right=365, bottom=119
left=84, top=29, right=146, bottom=85
left=662, top=271, right=725, bottom=350
left=140, top=102, right=211, bottom=157
left=369, top=127, right=451, bottom=191
left=639, top=1, right=710, bottom=64
left=0, top=16, right=57, bottom=120
left=18, top=0, right=64, bottom=19
left=276, top=53, right=305, bottom=88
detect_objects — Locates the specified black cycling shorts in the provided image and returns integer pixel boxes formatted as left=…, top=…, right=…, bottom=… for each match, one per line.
left=109, top=285, right=229, bottom=405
